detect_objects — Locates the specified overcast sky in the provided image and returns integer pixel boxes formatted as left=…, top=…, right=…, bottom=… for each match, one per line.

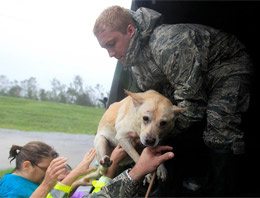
left=0, top=0, right=131, bottom=93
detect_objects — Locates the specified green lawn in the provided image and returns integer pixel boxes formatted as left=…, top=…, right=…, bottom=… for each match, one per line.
left=0, top=168, right=13, bottom=179
left=0, top=96, right=105, bottom=135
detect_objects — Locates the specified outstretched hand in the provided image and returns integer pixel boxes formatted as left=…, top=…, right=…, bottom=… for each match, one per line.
left=74, top=149, right=97, bottom=176
left=61, top=149, right=97, bottom=187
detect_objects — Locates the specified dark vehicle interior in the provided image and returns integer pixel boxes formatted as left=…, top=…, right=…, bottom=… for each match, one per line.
left=108, top=0, right=260, bottom=196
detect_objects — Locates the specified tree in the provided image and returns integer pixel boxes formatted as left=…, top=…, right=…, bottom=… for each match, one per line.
left=39, top=89, right=48, bottom=101
left=67, top=75, right=94, bottom=106
left=0, top=75, right=108, bottom=107
left=76, top=92, right=93, bottom=106
left=8, top=85, right=22, bottom=97
left=50, top=78, right=67, bottom=103
left=21, top=77, right=39, bottom=100
left=0, top=75, right=10, bottom=96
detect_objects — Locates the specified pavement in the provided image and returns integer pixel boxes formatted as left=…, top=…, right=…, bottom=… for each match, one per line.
left=0, top=128, right=95, bottom=170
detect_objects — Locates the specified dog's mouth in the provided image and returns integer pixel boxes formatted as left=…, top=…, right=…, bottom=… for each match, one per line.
left=141, top=135, right=159, bottom=147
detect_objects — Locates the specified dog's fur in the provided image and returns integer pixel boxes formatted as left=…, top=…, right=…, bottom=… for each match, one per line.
left=93, top=89, right=186, bottom=181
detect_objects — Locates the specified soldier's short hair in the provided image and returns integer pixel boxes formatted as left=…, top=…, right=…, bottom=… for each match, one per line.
left=93, top=5, right=134, bottom=36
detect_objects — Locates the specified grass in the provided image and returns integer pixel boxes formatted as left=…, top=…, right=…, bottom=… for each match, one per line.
left=0, top=96, right=106, bottom=135
left=0, top=168, right=14, bottom=179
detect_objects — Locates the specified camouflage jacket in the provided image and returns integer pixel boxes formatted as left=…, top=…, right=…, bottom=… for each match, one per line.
left=48, top=170, right=140, bottom=198
left=125, top=7, right=252, bottom=135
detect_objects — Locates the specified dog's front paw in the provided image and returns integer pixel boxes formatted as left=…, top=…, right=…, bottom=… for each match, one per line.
left=143, top=173, right=153, bottom=185
left=100, top=155, right=112, bottom=167
left=156, top=164, right=167, bottom=182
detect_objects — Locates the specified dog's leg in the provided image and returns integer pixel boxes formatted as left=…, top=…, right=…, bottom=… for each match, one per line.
left=81, top=136, right=113, bottom=182
left=81, top=156, right=112, bottom=182
left=156, top=164, right=167, bottom=182
left=94, top=134, right=111, bottom=161
left=118, top=136, right=140, bottom=163
left=93, top=134, right=113, bottom=181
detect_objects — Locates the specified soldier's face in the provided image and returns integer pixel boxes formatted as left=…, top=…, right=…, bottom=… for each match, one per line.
left=96, top=25, right=135, bottom=63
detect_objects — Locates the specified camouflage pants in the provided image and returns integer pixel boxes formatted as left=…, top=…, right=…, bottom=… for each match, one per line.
left=203, top=73, right=251, bottom=154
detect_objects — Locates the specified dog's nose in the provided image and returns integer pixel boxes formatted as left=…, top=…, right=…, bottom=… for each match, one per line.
left=145, top=137, right=156, bottom=146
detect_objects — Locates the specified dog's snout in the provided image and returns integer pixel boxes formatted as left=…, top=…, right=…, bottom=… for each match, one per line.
left=146, top=137, right=156, bottom=146
left=141, top=132, right=159, bottom=147
left=145, top=136, right=156, bottom=146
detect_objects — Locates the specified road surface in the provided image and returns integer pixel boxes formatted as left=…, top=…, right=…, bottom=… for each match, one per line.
left=0, top=128, right=95, bottom=169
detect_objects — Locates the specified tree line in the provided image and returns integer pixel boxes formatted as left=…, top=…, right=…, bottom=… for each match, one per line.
left=0, top=75, right=108, bottom=108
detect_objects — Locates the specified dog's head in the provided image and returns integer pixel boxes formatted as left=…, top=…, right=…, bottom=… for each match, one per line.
left=125, top=89, right=187, bottom=147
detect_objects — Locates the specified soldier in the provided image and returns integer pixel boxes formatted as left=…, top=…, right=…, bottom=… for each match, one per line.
left=93, top=6, right=253, bottom=197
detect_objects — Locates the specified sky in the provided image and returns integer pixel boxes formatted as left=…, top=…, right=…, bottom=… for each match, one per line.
left=0, top=0, right=131, bottom=93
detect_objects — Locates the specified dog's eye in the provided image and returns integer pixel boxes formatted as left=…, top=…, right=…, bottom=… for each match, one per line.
left=143, top=116, right=149, bottom=122
left=160, top=121, right=167, bottom=127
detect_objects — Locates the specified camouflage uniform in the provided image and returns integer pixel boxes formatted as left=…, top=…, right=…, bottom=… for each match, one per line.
left=125, top=8, right=253, bottom=154
left=48, top=170, right=140, bottom=198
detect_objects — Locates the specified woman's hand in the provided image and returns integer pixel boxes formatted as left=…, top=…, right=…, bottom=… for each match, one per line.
left=30, top=157, right=67, bottom=198
left=41, top=157, right=68, bottom=188
left=73, top=149, right=96, bottom=176
left=61, top=149, right=97, bottom=186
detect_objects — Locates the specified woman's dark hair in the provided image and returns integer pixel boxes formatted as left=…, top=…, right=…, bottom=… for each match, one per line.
left=9, top=141, right=58, bottom=171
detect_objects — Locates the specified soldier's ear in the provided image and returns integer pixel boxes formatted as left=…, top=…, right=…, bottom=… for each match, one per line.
left=127, top=24, right=135, bottom=38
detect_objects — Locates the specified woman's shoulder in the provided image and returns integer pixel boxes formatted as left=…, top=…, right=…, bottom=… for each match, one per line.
left=0, top=174, right=18, bottom=197
left=0, top=173, right=14, bottom=182
left=1, top=173, right=26, bottom=182
left=0, top=173, right=38, bottom=188
left=0, top=173, right=38, bottom=197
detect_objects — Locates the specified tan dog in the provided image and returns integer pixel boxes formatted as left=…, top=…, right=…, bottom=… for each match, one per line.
left=94, top=89, right=186, bottom=181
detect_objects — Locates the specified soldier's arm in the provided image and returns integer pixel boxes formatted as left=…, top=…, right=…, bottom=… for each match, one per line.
left=89, top=170, right=140, bottom=198
left=150, top=27, right=208, bottom=132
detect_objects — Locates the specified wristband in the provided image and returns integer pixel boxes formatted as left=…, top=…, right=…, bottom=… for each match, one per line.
left=54, top=182, right=72, bottom=193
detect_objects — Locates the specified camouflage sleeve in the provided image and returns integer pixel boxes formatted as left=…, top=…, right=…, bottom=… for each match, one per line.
left=150, top=25, right=209, bottom=132
left=48, top=170, right=140, bottom=198
left=90, top=169, right=140, bottom=198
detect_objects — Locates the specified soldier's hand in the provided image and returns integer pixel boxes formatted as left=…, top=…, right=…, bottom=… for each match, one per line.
left=128, top=146, right=174, bottom=182
left=128, top=132, right=141, bottom=148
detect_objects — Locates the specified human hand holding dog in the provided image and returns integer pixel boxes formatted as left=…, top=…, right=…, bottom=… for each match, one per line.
left=110, top=144, right=128, bottom=165
left=129, top=146, right=174, bottom=182
left=128, top=132, right=141, bottom=148
left=103, top=144, right=127, bottom=178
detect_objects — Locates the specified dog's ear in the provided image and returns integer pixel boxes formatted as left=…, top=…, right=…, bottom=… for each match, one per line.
left=124, top=89, right=144, bottom=107
left=172, top=105, right=188, bottom=116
